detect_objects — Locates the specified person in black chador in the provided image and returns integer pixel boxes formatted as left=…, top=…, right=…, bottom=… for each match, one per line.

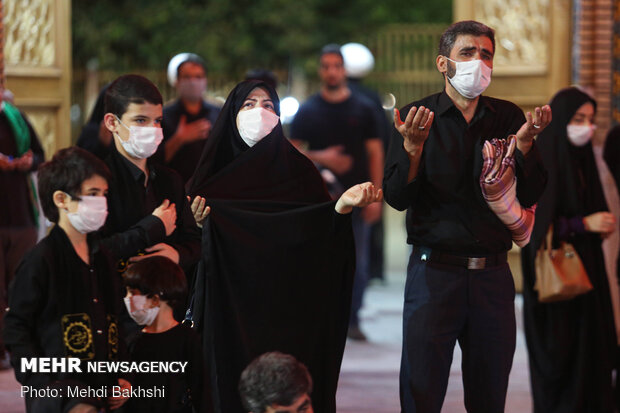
left=77, top=84, right=113, bottom=160
left=0, top=89, right=45, bottom=369
left=384, top=20, right=550, bottom=412
left=521, top=87, right=617, bottom=413
left=187, top=79, right=382, bottom=413
left=3, top=147, right=130, bottom=412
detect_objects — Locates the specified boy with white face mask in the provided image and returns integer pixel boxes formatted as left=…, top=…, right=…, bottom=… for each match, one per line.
left=122, top=256, right=210, bottom=413
left=3, top=147, right=131, bottom=413
left=384, top=20, right=552, bottom=412
left=101, top=74, right=202, bottom=342
left=101, top=75, right=201, bottom=274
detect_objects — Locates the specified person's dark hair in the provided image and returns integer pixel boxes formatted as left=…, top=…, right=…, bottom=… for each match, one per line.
left=245, top=69, right=278, bottom=90
left=37, top=147, right=111, bottom=223
left=177, top=54, right=208, bottom=78
left=320, top=43, right=343, bottom=62
left=239, top=352, right=313, bottom=413
left=123, top=256, right=187, bottom=310
left=104, top=74, right=163, bottom=118
left=438, top=20, right=495, bottom=57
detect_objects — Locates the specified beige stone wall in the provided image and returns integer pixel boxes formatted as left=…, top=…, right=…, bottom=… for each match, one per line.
left=3, top=0, right=72, bottom=158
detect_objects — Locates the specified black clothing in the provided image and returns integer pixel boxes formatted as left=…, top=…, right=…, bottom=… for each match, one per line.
left=3, top=226, right=126, bottom=412
left=384, top=91, right=547, bottom=255
left=401, top=256, right=516, bottom=413
left=157, top=99, right=221, bottom=183
left=188, top=80, right=355, bottom=413
left=384, top=90, right=546, bottom=412
left=291, top=92, right=380, bottom=189
left=521, top=87, right=616, bottom=413
left=77, top=85, right=111, bottom=160
left=0, top=110, right=44, bottom=228
left=126, top=323, right=210, bottom=413
left=102, top=145, right=201, bottom=271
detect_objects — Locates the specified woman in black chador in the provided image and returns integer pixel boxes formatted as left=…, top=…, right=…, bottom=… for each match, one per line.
left=521, top=87, right=618, bottom=412
left=187, top=80, right=381, bottom=413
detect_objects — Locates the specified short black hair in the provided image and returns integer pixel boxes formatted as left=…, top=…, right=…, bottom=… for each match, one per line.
left=177, top=54, right=207, bottom=78
left=37, top=147, right=111, bottom=223
left=320, top=43, right=343, bottom=62
left=438, top=20, right=495, bottom=58
left=239, top=352, right=313, bottom=413
left=123, top=256, right=187, bottom=311
left=104, top=74, right=163, bottom=118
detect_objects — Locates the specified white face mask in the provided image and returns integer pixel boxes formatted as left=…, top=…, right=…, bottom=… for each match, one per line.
left=177, top=78, right=207, bottom=102
left=115, top=116, right=163, bottom=159
left=566, top=124, right=595, bottom=146
left=66, top=195, right=108, bottom=234
left=124, top=295, right=160, bottom=326
left=445, top=57, right=492, bottom=99
left=236, top=107, right=280, bottom=147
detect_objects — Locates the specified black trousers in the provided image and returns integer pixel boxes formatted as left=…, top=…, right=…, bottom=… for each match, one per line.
left=400, top=252, right=516, bottom=413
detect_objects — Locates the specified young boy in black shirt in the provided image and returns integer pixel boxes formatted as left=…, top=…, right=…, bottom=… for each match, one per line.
left=3, top=147, right=130, bottom=412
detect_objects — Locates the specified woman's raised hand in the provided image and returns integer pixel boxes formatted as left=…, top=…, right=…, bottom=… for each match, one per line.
left=188, top=195, right=211, bottom=228
left=335, top=182, right=383, bottom=215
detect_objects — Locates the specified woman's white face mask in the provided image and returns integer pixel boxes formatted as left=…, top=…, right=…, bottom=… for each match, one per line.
left=236, top=107, right=280, bottom=147
left=567, top=124, right=595, bottom=146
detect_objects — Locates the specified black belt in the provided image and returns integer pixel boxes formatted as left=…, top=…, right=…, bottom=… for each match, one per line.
left=412, top=246, right=507, bottom=270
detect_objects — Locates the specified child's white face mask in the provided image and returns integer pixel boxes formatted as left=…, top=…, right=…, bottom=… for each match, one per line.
left=124, top=295, right=159, bottom=326
left=66, top=194, right=108, bottom=234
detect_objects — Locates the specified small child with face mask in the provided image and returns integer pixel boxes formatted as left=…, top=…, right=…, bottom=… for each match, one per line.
left=123, top=256, right=211, bottom=413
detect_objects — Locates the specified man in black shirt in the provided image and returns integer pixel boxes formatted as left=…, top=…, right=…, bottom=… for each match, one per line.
left=383, top=21, right=551, bottom=412
left=0, top=91, right=44, bottom=368
left=157, top=53, right=221, bottom=183
left=291, top=45, right=384, bottom=341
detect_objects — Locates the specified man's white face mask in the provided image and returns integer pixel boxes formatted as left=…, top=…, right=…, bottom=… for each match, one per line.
left=445, top=57, right=492, bottom=99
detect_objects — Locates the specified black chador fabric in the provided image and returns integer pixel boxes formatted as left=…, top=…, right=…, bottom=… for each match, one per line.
left=520, top=87, right=616, bottom=413
left=188, top=80, right=355, bottom=413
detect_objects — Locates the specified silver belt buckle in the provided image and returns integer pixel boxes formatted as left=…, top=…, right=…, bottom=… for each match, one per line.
left=467, top=257, right=486, bottom=270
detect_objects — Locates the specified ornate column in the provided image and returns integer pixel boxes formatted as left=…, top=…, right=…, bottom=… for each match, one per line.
left=3, top=0, right=72, bottom=157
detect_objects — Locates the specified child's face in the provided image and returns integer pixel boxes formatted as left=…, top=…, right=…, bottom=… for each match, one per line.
left=105, top=102, right=163, bottom=143
left=63, top=174, right=108, bottom=214
left=124, top=287, right=158, bottom=312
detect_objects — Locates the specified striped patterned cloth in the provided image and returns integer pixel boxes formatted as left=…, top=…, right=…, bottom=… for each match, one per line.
left=480, top=135, right=536, bottom=247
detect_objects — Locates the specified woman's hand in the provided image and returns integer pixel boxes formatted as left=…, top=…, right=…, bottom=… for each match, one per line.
left=335, top=182, right=383, bottom=215
left=583, top=212, right=617, bottom=235
left=188, top=196, right=211, bottom=228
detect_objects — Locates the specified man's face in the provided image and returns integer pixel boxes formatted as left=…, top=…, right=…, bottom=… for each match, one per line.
left=264, top=393, right=313, bottom=413
left=108, top=102, right=163, bottom=143
left=319, top=53, right=346, bottom=90
left=440, top=34, right=494, bottom=78
left=178, top=62, right=206, bottom=83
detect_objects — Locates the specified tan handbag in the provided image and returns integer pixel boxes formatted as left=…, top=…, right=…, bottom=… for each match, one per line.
left=534, top=226, right=593, bottom=302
